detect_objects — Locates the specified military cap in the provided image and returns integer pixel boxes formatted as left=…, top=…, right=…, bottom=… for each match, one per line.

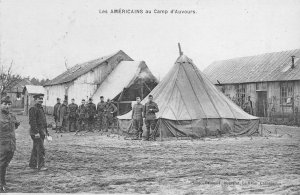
left=100, top=96, right=104, bottom=98
left=57, top=97, right=61, bottom=100
left=82, top=99, right=85, bottom=101
left=89, top=98, right=92, bottom=101
left=33, top=93, right=44, bottom=99
left=71, top=98, right=75, bottom=100
left=1, top=96, right=12, bottom=104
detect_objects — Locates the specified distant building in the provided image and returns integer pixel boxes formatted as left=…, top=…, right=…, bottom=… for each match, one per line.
left=44, top=50, right=157, bottom=115
left=5, top=79, right=32, bottom=108
left=204, top=49, right=300, bottom=124
left=23, top=85, right=45, bottom=115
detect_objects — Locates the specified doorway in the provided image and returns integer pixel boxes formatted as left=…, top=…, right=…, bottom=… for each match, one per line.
left=256, top=91, right=268, bottom=117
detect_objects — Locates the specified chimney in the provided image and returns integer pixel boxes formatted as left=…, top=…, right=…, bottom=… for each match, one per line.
left=291, top=55, right=295, bottom=69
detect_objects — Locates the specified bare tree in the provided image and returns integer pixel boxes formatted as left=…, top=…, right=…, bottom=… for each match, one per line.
left=0, top=61, right=22, bottom=98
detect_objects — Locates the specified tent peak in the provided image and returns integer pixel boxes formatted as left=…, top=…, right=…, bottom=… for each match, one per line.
left=176, top=54, right=193, bottom=64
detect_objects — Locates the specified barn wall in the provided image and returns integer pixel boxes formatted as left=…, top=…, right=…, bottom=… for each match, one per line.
left=267, top=82, right=280, bottom=116
left=294, top=80, right=300, bottom=111
left=75, top=52, right=132, bottom=85
left=44, top=84, right=66, bottom=114
left=67, top=83, right=98, bottom=103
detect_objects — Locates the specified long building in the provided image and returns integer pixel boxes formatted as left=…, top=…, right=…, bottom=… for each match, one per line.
left=44, top=50, right=157, bottom=115
left=203, top=49, right=300, bottom=125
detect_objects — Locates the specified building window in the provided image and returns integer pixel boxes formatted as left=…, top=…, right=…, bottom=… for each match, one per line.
left=47, top=89, right=49, bottom=100
left=280, top=82, right=293, bottom=105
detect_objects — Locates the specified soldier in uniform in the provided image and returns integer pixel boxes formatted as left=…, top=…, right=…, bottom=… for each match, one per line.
left=53, top=98, right=61, bottom=130
left=68, top=98, right=78, bottom=132
left=28, top=94, right=48, bottom=171
left=96, top=96, right=106, bottom=132
left=0, top=96, right=20, bottom=192
left=143, top=95, right=159, bottom=141
left=104, top=99, right=118, bottom=132
left=86, top=98, right=96, bottom=132
left=57, top=100, right=69, bottom=133
left=132, top=97, right=144, bottom=139
left=243, top=96, right=254, bottom=115
left=75, top=99, right=87, bottom=135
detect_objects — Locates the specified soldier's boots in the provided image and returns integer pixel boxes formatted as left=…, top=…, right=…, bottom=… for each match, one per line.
left=0, top=185, right=7, bottom=192
left=39, top=167, right=48, bottom=171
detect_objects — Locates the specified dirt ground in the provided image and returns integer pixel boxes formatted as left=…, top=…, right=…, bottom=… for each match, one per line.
left=4, top=114, right=300, bottom=194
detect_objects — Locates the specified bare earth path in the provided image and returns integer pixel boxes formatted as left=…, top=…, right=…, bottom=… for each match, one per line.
left=5, top=115, right=300, bottom=194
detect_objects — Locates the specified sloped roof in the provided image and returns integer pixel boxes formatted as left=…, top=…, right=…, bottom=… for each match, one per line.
left=92, top=61, right=157, bottom=100
left=203, top=49, right=300, bottom=84
left=23, top=85, right=45, bottom=94
left=44, top=50, right=132, bottom=86
left=119, top=55, right=258, bottom=120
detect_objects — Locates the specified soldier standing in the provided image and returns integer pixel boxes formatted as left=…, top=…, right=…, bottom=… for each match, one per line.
left=243, top=96, right=254, bottom=115
left=68, top=98, right=78, bottom=132
left=75, top=99, right=87, bottom=135
left=143, top=95, right=159, bottom=141
left=96, top=96, right=106, bottom=132
left=86, top=98, right=96, bottom=132
left=53, top=98, right=61, bottom=130
left=28, top=94, right=48, bottom=171
left=57, top=100, right=69, bottom=133
left=104, top=99, right=117, bottom=132
left=132, top=97, right=144, bottom=139
left=0, top=96, right=20, bottom=192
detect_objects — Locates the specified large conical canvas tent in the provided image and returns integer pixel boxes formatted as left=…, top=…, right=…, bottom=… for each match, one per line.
left=118, top=54, right=259, bottom=138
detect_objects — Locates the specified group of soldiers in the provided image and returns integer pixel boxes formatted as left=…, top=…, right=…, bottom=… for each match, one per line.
left=0, top=93, right=159, bottom=192
left=52, top=94, right=160, bottom=140
left=53, top=96, right=118, bottom=134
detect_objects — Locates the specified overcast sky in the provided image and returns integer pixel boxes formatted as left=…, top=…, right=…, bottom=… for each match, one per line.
left=1, top=0, right=300, bottom=80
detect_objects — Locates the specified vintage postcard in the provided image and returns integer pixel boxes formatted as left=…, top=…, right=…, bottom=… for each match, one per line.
left=0, top=0, right=299, bottom=194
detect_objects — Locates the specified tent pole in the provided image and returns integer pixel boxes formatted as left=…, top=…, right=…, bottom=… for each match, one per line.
left=141, top=79, right=144, bottom=99
left=178, top=43, right=183, bottom=56
left=159, top=120, right=162, bottom=141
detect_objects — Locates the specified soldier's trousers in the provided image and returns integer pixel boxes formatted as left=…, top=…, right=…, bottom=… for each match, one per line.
left=69, top=117, right=77, bottom=132
left=54, top=117, right=59, bottom=129
left=77, top=118, right=86, bottom=132
left=29, top=136, right=45, bottom=169
left=144, top=119, right=157, bottom=140
left=0, top=150, right=14, bottom=186
left=97, top=113, right=105, bottom=131
left=104, top=115, right=114, bottom=131
left=87, top=116, right=95, bottom=132
left=62, top=118, right=68, bottom=132
left=133, top=119, right=143, bottom=138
